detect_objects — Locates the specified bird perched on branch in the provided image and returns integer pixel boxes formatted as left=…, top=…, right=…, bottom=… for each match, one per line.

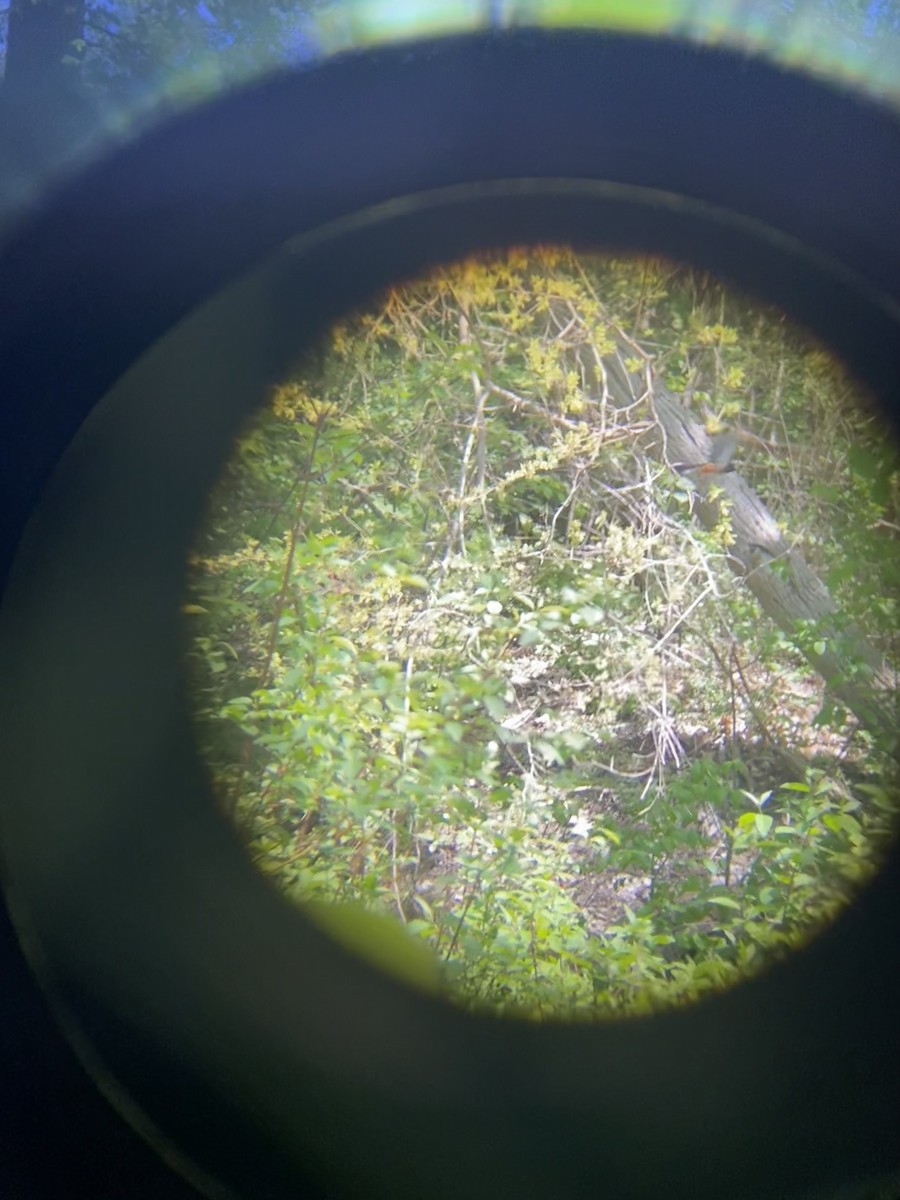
left=672, top=429, right=743, bottom=476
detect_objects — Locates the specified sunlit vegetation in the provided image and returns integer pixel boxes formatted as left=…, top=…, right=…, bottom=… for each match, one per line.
left=185, top=248, right=898, bottom=1019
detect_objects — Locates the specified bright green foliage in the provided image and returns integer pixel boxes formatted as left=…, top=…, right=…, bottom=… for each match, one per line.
left=186, top=248, right=898, bottom=1020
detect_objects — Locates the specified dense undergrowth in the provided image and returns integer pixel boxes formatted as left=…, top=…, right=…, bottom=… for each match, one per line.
left=185, top=249, right=898, bottom=1018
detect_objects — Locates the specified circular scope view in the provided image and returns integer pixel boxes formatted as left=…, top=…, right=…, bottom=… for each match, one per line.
left=185, top=247, right=898, bottom=1019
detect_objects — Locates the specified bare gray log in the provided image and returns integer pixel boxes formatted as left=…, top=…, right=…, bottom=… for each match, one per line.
left=601, top=346, right=898, bottom=752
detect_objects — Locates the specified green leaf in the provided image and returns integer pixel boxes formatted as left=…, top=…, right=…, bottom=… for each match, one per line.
left=518, top=625, right=543, bottom=647
left=596, top=825, right=621, bottom=846
left=577, top=605, right=606, bottom=626
left=823, top=812, right=862, bottom=838
left=536, top=739, right=563, bottom=766
left=330, top=636, right=358, bottom=655
left=856, top=784, right=894, bottom=811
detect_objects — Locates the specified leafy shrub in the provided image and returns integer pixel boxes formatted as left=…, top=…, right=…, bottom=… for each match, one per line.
left=185, top=249, right=898, bottom=1020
